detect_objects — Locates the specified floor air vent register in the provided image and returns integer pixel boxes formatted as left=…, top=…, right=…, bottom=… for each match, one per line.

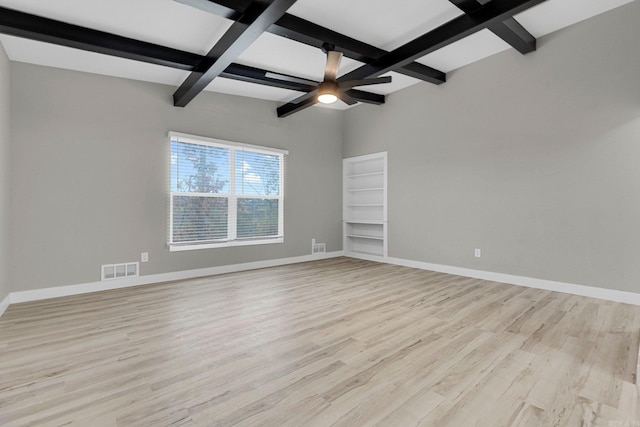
left=101, top=262, right=139, bottom=281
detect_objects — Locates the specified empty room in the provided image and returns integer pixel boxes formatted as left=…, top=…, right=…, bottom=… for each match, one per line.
left=1, top=0, right=640, bottom=425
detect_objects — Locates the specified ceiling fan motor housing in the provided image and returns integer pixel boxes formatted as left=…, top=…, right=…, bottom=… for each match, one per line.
left=317, top=81, right=339, bottom=103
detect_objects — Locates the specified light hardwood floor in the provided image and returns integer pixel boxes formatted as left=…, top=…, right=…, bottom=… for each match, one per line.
left=1, top=257, right=639, bottom=426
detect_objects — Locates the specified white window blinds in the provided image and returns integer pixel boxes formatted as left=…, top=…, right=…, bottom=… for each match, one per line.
left=169, top=132, right=286, bottom=251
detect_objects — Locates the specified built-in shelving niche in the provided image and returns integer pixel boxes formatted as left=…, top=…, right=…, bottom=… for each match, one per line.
left=343, top=152, right=387, bottom=258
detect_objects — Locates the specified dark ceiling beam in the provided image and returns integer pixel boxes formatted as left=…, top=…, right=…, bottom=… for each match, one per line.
left=450, top=0, right=536, bottom=54
left=278, top=0, right=545, bottom=116
left=338, top=0, right=545, bottom=82
left=268, top=14, right=445, bottom=84
left=174, top=0, right=446, bottom=85
left=174, top=0, right=251, bottom=20
left=221, top=64, right=315, bottom=92
left=0, top=6, right=384, bottom=101
left=173, top=0, right=299, bottom=107
left=489, top=18, right=536, bottom=54
left=0, top=6, right=203, bottom=71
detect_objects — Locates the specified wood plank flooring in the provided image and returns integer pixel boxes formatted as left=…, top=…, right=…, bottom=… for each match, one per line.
left=1, top=257, right=639, bottom=426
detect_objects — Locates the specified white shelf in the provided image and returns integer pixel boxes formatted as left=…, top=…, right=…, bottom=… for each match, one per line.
left=346, top=234, right=385, bottom=241
left=346, top=188, right=384, bottom=192
left=344, top=219, right=385, bottom=224
left=343, top=152, right=387, bottom=258
left=346, top=172, right=384, bottom=178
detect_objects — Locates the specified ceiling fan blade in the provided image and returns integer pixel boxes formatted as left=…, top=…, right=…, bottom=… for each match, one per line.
left=292, top=89, right=319, bottom=104
left=345, top=89, right=385, bottom=105
left=337, top=91, right=358, bottom=106
left=338, top=76, right=392, bottom=90
left=264, top=72, right=318, bottom=87
left=324, top=50, right=342, bottom=81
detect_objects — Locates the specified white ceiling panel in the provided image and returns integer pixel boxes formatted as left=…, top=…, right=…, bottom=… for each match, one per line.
left=514, top=0, right=635, bottom=38
left=288, top=0, right=463, bottom=51
left=0, top=0, right=231, bottom=54
left=205, top=76, right=305, bottom=104
left=236, top=32, right=338, bottom=83
left=358, top=72, right=421, bottom=95
left=417, top=29, right=511, bottom=73
left=0, top=34, right=190, bottom=86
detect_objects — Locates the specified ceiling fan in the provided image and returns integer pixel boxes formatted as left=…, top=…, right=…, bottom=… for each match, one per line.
left=293, top=43, right=392, bottom=107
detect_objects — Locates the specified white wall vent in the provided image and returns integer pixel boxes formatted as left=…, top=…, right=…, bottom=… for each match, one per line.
left=311, top=239, right=326, bottom=254
left=101, top=262, right=139, bottom=281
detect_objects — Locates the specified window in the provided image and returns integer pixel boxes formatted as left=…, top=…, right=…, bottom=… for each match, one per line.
left=169, top=132, right=287, bottom=251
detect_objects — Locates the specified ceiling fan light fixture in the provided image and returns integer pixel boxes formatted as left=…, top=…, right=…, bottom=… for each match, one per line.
left=317, top=81, right=338, bottom=104
left=318, top=93, right=338, bottom=104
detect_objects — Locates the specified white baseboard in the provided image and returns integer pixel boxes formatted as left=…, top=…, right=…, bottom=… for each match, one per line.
left=5, top=250, right=639, bottom=314
left=371, top=255, right=640, bottom=306
left=0, top=293, right=10, bottom=317
left=343, top=251, right=386, bottom=263
left=7, top=251, right=344, bottom=306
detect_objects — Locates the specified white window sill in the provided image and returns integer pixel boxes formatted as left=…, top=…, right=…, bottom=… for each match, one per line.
left=169, top=237, right=284, bottom=252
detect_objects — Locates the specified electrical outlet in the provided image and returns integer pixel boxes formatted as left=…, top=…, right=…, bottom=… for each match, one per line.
left=141, top=252, right=149, bottom=263
left=474, top=248, right=481, bottom=258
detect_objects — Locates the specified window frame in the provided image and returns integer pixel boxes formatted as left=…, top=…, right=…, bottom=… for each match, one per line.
left=168, top=132, right=287, bottom=252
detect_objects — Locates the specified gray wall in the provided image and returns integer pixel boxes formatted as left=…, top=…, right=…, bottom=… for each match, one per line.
left=0, top=42, right=9, bottom=301
left=6, top=1, right=640, bottom=295
left=344, top=1, right=640, bottom=293
left=10, top=64, right=343, bottom=292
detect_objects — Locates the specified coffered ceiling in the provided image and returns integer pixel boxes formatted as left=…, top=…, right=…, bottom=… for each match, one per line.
left=0, top=0, right=633, bottom=115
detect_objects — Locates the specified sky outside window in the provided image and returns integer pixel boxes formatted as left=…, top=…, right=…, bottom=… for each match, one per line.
left=171, top=141, right=229, bottom=193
